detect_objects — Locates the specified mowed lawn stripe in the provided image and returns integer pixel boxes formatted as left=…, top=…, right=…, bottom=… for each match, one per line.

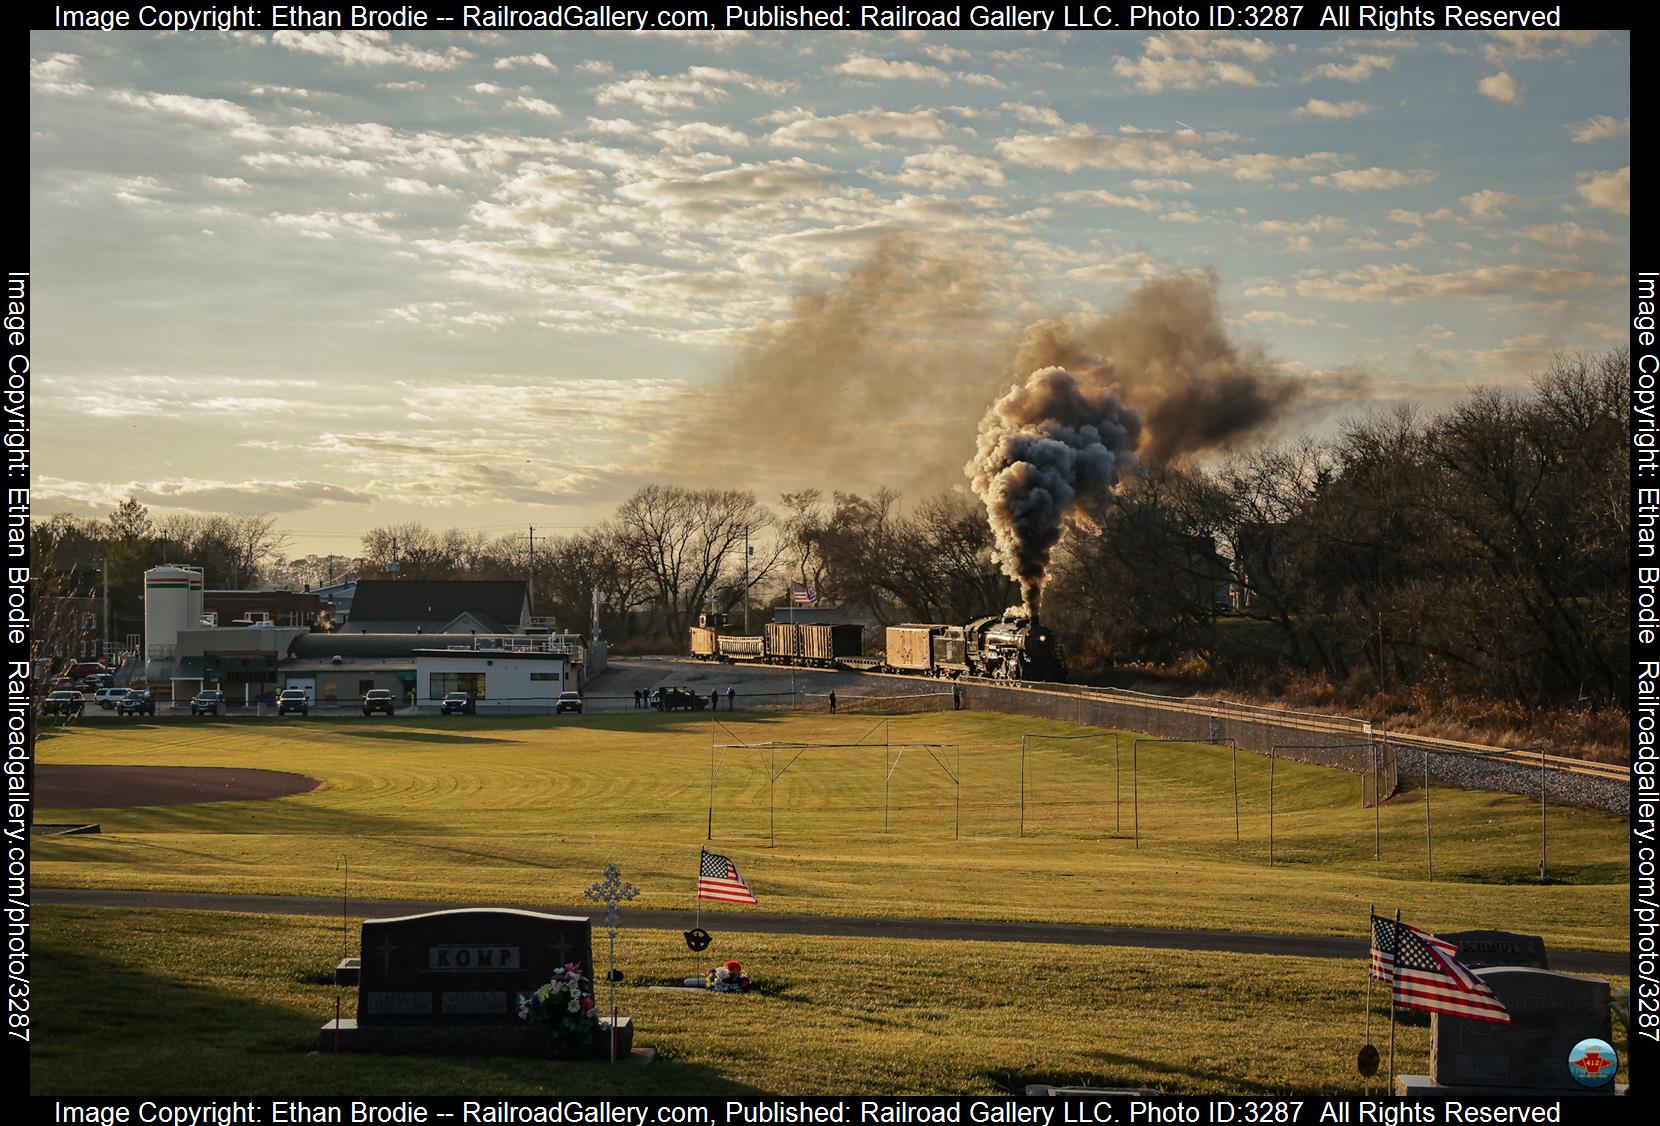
left=33, top=712, right=1629, bottom=951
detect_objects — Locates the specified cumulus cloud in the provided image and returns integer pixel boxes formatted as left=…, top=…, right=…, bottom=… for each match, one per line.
left=1311, top=167, right=1436, bottom=191
left=1518, top=222, right=1615, bottom=247
left=495, top=53, right=556, bottom=71
left=764, top=106, right=946, bottom=148
left=1477, top=72, right=1523, bottom=104
left=597, top=66, right=786, bottom=113
left=31, top=52, right=91, bottom=95
left=834, top=56, right=951, bottom=85
left=1575, top=166, right=1629, bottom=214
left=997, top=123, right=1339, bottom=183
left=1569, top=115, right=1628, bottom=142
left=890, top=146, right=1005, bottom=190
left=1113, top=32, right=1276, bottom=93
left=1294, top=262, right=1613, bottom=303
left=1480, top=30, right=1605, bottom=63
left=508, top=96, right=561, bottom=117
left=1305, top=54, right=1393, bottom=82
left=1460, top=189, right=1514, bottom=220
left=272, top=31, right=470, bottom=71
left=1294, top=99, right=1371, bottom=119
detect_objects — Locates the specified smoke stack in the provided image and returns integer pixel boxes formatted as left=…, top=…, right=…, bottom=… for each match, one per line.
left=966, top=367, right=1143, bottom=617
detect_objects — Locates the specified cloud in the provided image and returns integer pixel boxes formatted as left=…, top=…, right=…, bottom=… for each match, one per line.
left=996, top=123, right=1340, bottom=183
left=1569, top=115, right=1629, bottom=143
left=495, top=53, right=556, bottom=72
left=1477, top=72, right=1522, bottom=104
left=1517, top=222, right=1615, bottom=247
left=31, top=52, right=91, bottom=95
left=890, top=146, right=1005, bottom=190
left=508, top=96, right=561, bottom=117
left=1575, top=166, right=1629, bottom=214
left=1460, top=189, right=1514, bottom=220
left=1054, top=189, right=1161, bottom=212
left=596, top=66, right=786, bottom=113
left=1305, top=54, right=1393, bottom=82
left=614, top=158, right=837, bottom=222
left=1311, top=166, right=1436, bottom=191
left=108, top=89, right=257, bottom=127
left=1294, top=262, right=1614, bottom=303
left=1294, top=99, right=1370, bottom=119
left=271, top=31, right=470, bottom=71
left=1114, top=32, right=1277, bottom=92
left=765, top=107, right=946, bottom=148
left=1480, top=31, right=1605, bottom=63
left=835, top=55, right=951, bottom=84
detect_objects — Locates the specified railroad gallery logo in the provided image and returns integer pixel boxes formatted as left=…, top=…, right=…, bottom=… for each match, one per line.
left=1566, top=1037, right=1618, bottom=1087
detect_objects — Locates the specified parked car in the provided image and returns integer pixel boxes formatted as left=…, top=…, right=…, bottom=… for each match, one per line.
left=93, top=687, right=128, bottom=710
left=439, top=691, right=476, bottom=715
left=555, top=691, right=583, bottom=714
left=44, top=690, right=84, bottom=717
left=190, top=690, right=222, bottom=716
left=276, top=688, right=310, bottom=716
left=116, top=689, right=155, bottom=717
left=362, top=689, right=396, bottom=717
left=653, top=686, right=707, bottom=712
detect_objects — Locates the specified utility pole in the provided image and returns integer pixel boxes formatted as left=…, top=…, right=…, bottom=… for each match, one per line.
left=101, top=556, right=110, bottom=662
left=743, top=528, right=750, bottom=634
left=528, top=525, right=535, bottom=613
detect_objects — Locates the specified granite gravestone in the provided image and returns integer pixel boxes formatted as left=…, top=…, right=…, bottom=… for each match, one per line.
left=1443, top=930, right=1549, bottom=970
left=1427, top=968, right=1612, bottom=1094
left=317, top=908, right=633, bottom=1057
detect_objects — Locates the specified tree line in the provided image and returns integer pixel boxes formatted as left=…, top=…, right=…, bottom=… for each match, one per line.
left=35, top=350, right=1629, bottom=717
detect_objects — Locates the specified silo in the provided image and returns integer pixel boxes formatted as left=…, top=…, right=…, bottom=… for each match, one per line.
left=144, top=564, right=204, bottom=680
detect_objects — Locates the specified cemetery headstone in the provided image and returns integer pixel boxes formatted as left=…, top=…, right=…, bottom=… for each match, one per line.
left=317, top=908, right=635, bottom=1057
left=1417, top=968, right=1614, bottom=1094
left=1442, top=930, right=1549, bottom=970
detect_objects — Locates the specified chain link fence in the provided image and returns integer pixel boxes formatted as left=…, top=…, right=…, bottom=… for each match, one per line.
left=962, top=678, right=1398, bottom=798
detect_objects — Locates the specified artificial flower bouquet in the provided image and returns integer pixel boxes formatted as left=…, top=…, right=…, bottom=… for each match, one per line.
left=519, top=962, right=599, bottom=1057
left=705, top=959, right=752, bottom=993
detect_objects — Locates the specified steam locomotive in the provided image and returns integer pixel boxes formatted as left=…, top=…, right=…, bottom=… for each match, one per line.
left=687, top=612, right=1066, bottom=683
left=882, top=615, right=1066, bottom=682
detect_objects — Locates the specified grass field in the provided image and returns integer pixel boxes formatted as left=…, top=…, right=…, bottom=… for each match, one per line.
left=34, top=906, right=1630, bottom=1095
left=33, top=711, right=1629, bottom=952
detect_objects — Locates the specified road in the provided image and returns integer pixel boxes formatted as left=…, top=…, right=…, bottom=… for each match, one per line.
left=32, top=887, right=1627, bottom=974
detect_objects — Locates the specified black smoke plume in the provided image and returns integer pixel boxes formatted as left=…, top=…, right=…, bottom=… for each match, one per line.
left=965, top=367, right=1143, bottom=617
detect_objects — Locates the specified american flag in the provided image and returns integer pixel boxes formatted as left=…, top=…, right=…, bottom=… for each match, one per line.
left=698, top=848, right=759, bottom=905
left=1369, top=914, right=1510, bottom=1024
left=789, top=582, right=817, bottom=606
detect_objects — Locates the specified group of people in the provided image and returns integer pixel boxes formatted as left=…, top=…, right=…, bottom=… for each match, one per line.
left=630, top=687, right=740, bottom=710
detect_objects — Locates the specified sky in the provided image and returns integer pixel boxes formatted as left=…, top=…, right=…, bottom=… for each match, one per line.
left=29, top=28, right=1630, bottom=557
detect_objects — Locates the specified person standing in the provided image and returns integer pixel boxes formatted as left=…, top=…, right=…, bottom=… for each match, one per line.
left=727, top=686, right=736, bottom=711
left=711, top=689, right=720, bottom=711
left=828, top=690, right=837, bottom=714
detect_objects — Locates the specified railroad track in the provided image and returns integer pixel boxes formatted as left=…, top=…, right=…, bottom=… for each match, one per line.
left=664, top=655, right=1628, bottom=783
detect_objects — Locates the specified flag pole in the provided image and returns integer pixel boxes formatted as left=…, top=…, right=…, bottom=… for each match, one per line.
left=1363, top=905, right=1374, bottom=1096
left=1387, top=907, right=1401, bottom=1092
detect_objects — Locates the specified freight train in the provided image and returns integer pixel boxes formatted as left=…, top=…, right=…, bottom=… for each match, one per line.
left=687, top=612, right=1066, bottom=682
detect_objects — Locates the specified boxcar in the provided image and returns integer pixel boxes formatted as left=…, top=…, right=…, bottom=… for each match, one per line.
left=689, top=626, right=718, bottom=659
left=884, top=624, right=944, bottom=673
left=764, top=622, right=802, bottom=662
left=802, top=623, right=863, bottom=664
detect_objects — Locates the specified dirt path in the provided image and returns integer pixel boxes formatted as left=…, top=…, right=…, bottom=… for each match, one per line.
left=32, top=887, right=1627, bottom=975
left=37, top=765, right=321, bottom=808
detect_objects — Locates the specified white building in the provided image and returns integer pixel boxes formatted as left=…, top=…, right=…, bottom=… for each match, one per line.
left=414, top=634, right=580, bottom=712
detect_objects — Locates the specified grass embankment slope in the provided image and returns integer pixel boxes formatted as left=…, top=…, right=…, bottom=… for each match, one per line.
left=34, top=906, right=1630, bottom=1096
left=32, top=712, right=1629, bottom=951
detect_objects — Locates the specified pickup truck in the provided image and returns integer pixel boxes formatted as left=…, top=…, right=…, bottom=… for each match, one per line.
left=277, top=689, right=310, bottom=716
